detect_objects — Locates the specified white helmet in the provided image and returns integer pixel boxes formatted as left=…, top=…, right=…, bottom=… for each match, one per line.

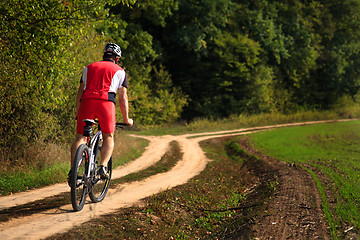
left=104, top=43, right=122, bottom=58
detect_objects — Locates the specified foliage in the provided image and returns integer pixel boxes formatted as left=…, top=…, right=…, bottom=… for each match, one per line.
left=0, top=0, right=186, bottom=155
left=2, top=0, right=360, bottom=159
left=0, top=0, right=110, bottom=150
left=158, top=0, right=360, bottom=118
left=103, top=0, right=187, bottom=125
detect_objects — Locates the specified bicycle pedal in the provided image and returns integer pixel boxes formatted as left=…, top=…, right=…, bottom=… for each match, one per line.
left=98, top=166, right=109, bottom=180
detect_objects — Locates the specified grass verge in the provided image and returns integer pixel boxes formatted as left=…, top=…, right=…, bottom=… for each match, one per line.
left=0, top=133, right=148, bottom=196
left=112, top=141, right=180, bottom=185
left=250, top=119, right=360, bottom=238
left=303, top=167, right=337, bottom=239
left=134, top=107, right=360, bottom=136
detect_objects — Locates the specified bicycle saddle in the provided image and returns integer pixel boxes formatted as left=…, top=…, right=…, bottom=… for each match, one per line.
left=83, top=119, right=96, bottom=125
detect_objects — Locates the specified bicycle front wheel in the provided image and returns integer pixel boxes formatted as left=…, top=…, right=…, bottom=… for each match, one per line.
left=89, top=147, right=112, bottom=203
left=70, top=144, right=89, bottom=211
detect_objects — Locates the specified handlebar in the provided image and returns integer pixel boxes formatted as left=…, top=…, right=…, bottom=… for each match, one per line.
left=89, top=119, right=132, bottom=128
left=115, top=122, right=131, bottom=128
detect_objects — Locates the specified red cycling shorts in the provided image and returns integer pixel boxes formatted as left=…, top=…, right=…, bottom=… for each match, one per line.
left=77, top=98, right=116, bottom=135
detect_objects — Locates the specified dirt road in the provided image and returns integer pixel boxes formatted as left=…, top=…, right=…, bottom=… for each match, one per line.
left=0, top=120, right=350, bottom=239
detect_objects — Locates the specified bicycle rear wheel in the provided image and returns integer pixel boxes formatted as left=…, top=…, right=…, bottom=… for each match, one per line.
left=89, top=141, right=112, bottom=203
left=70, top=144, right=89, bottom=211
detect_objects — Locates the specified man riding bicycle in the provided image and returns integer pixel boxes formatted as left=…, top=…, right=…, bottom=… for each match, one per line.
left=70, top=43, right=133, bottom=182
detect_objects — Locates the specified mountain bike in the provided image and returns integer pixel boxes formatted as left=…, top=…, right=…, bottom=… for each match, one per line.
left=70, top=119, right=128, bottom=211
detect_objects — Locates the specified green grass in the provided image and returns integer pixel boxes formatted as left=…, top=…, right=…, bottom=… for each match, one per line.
left=132, top=108, right=360, bottom=136
left=250, top=119, right=360, bottom=239
left=112, top=141, right=181, bottom=185
left=0, top=134, right=148, bottom=196
left=250, top=120, right=360, bottom=163
left=0, top=163, right=69, bottom=195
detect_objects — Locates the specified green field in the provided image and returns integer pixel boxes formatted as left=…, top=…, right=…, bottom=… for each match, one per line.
left=250, top=120, right=360, bottom=238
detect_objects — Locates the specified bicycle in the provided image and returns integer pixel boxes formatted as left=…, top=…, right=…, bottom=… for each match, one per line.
left=70, top=119, right=128, bottom=211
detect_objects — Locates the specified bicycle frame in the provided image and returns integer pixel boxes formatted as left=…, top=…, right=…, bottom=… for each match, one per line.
left=84, top=125, right=102, bottom=190
left=89, top=130, right=102, bottom=167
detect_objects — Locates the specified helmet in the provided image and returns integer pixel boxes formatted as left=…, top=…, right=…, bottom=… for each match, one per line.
left=104, top=43, right=122, bottom=58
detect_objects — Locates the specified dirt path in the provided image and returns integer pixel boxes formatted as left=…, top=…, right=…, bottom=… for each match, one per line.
left=238, top=138, right=330, bottom=239
left=0, top=120, right=352, bottom=239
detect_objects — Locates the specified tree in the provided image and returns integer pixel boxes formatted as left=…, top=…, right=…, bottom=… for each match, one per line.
left=103, top=0, right=188, bottom=125
left=0, top=0, right=112, bottom=149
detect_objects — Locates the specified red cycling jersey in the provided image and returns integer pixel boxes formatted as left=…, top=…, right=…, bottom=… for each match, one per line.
left=77, top=60, right=127, bottom=134
left=81, top=59, right=127, bottom=103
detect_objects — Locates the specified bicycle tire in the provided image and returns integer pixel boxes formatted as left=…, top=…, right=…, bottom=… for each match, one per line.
left=71, top=144, right=89, bottom=211
left=89, top=138, right=112, bottom=203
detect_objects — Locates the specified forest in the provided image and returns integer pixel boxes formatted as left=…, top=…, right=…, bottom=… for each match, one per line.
left=1, top=0, right=360, bottom=151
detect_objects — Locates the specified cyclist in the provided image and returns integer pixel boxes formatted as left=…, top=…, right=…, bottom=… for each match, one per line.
left=69, top=43, right=133, bottom=182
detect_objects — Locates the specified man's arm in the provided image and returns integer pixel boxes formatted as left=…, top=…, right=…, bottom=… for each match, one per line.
left=118, top=87, right=133, bottom=126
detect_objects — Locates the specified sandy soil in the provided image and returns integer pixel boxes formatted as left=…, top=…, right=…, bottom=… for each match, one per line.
left=0, top=120, right=352, bottom=239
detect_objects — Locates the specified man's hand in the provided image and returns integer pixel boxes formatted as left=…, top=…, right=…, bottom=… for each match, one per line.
left=126, top=118, right=134, bottom=127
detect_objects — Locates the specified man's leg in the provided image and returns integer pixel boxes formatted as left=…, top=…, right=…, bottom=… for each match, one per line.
left=100, top=133, right=114, bottom=166
left=70, top=133, right=87, bottom=166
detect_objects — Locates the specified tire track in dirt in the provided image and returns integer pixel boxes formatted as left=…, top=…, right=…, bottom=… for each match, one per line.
left=0, top=135, right=169, bottom=211
left=0, top=119, right=354, bottom=239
